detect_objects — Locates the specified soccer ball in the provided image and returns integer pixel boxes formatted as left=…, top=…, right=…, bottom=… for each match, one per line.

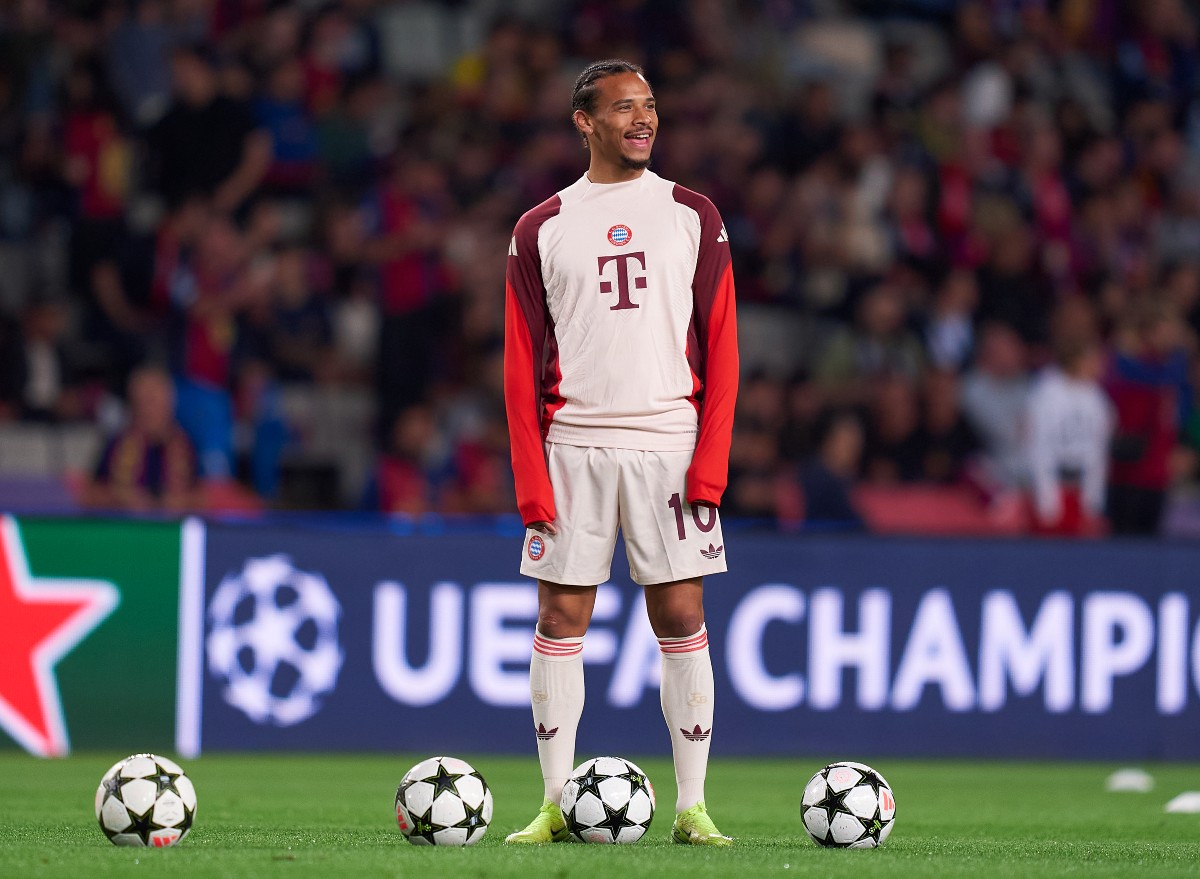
left=94, top=753, right=196, bottom=847
left=560, top=756, right=655, bottom=844
left=207, top=554, right=344, bottom=727
left=801, top=761, right=896, bottom=848
left=395, top=756, right=493, bottom=846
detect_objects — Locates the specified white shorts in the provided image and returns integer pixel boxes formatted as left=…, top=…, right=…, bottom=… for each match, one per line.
left=520, top=443, right=728, bottom=586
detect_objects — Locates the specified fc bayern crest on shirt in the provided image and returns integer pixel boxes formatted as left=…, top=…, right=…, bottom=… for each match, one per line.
left=607, top=224, right=632, bottom=246
left=527, top=534, right=545, bottom=561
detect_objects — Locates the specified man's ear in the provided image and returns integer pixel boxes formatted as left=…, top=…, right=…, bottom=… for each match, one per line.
left=572, top=108, right=593, bottom=140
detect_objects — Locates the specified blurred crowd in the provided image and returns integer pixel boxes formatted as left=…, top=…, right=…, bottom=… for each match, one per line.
left=2, top=0, right=1200, bottom=536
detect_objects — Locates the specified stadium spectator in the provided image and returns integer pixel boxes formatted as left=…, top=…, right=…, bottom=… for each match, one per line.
left=1025, top=335, right=1114, bottom=536
left=255, top=58, right=319, bottom=193
left=1105, top=299, right=1192, bottom=535
left=147, top=42, right=270, bottom=213
left=167, top=211, right=270, bottom=478
left=917, top=368, right=979, bottom=484
left=8, top=298, right=82, bottom=423
left=260, top=243, right=334, bottom=384
left=61, top=56, right=151, bottom=393
left=816, top=284, right=925, bottom=406
left=84, top=365, right=200, bottom=512
left=104, top=0, right=177, bottom=128
left=924, top=269, right=979, bottom=372
left=961, top=321, right=1033, bottom=499
left=361, top=156, right=456, bottom=433
left=789, top=408, right=866, bottom=530
left=375, top=403, right=448, bottom=516
left=726, top=374, right=787, bottom=519
left=863, top=374, right=925, bottom=484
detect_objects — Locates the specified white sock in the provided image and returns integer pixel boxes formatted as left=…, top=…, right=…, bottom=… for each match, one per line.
left=530, top=628, right=585, bottom=805
left=659, top=624, right=714, bottom=813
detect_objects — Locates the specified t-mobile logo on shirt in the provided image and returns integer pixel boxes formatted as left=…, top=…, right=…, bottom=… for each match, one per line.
left=597, top=251, right=647, bottom=311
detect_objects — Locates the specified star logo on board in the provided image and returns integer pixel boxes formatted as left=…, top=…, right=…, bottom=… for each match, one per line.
left=0, top=515, right=119, bottom=756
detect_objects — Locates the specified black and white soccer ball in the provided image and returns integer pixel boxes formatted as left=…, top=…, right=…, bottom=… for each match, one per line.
left=560, top=756, right=655, bottom=844
left=94, top=753, right=196, bottom=847
left=207, top=554, right=344, bottom=727
left=395, top=756, right=493, bottom=846
left=801, top=761, right=896, bottom=848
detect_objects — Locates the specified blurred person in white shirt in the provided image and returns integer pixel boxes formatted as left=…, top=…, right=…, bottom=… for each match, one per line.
left=961, top=322, right=1032, bottom=496
left=1025, top=335, right=1114, bottom=536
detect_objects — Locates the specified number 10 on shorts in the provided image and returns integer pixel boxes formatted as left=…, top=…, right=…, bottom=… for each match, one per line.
left=667, top=493, right=717, bottom=541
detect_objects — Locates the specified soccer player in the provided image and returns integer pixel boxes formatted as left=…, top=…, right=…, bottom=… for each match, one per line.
left=503, top=60, right=738, bottom=846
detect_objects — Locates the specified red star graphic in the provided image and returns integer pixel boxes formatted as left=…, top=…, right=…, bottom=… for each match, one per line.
left=0, top=516, right=118, bottom=756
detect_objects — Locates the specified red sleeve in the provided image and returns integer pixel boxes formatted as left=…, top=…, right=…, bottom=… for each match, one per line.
left=503, top=197, right=561, bottom=526
left=675, top=185, right=739, bottom=507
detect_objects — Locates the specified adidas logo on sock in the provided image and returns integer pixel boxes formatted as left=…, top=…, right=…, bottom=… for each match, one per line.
left=535, top=723, right=559, bottom=740
left=681, top=724, right=711, bottom=741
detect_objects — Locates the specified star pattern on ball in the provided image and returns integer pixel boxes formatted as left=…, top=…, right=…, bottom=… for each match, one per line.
left=819, top=786, right=851, bottom=830
left=617, top=766, right=649, bottom=798
left=103, top=774, right=122, bottom=799
left=469, top=770, right=489, bottom=794
left=453, top=799, right=488, bottom=841
left=574, top=763, right=606, bottom=797
left=408, top=803, right=449, bottom=845
left=595, top=799, right=633, bottom=838
left=154, top=765, right=183, bottom=797
left=123, top=806, right=155, bottom=845
left=422, top=762, right=465, bottom=798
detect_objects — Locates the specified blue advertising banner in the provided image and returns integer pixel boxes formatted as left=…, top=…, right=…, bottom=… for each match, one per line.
left=197, top=525, right=1200, bottom=759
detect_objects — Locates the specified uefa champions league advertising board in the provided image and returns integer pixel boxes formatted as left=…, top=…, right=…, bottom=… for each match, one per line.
left=3, top=514, right=1200, bottom=759
left=191, top=524, right=1200, bottom=760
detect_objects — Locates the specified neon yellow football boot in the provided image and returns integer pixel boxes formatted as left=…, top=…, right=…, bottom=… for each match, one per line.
left=504, top=799, right=570, bottom=844
left=671, top=801, right=733, bottom=846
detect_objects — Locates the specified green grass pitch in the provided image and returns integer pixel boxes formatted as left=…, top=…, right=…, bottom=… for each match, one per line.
left=1, top=752, right=1198, bottom=878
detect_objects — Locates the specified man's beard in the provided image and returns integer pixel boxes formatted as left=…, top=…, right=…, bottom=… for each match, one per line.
left=620, top=154, right=651, bottom=171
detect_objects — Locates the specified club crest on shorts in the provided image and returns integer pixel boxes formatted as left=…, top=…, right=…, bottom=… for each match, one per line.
left=607, top=224, right=632, bottom=246
left=527, top=534, right=545, bottom=561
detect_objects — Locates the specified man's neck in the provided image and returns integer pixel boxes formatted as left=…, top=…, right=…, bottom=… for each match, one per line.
left=586, top=163, right=646, bottom=184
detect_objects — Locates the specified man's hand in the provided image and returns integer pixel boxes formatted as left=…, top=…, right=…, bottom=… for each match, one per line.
left=529, top=520, right=558, bottom=535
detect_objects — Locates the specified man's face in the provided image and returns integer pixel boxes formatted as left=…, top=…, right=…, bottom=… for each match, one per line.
left=171, top=53, right=216, bottom=106
left=576, top=72, right=657, bottom=173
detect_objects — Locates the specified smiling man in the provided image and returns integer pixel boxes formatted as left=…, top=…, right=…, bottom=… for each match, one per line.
left=503, top=59, right=739, bottom=846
